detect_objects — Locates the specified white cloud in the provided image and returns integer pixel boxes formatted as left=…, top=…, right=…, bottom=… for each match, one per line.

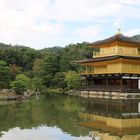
left=119, top=0, right=140, bottom=5
left=50, top=0, right=140, bottom=22
left=0, top=0, right=65, bottom=49
left=50, top=0, right=122, bottom=21
left=113, top=19, right=123, bottom=29
left=75, top=25, right=102, bottom=41
left=0, top=0, right=139, bottom=49
left=124, top=28, right=140, bottom=36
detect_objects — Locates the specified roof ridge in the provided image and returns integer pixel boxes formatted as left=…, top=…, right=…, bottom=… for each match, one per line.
left=90, top=34, right=140, bottom=47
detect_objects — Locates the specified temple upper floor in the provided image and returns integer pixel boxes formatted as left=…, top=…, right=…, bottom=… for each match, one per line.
left=93, top=45, right=140, bottom=58
left=90, top=34, right=140, bottom=58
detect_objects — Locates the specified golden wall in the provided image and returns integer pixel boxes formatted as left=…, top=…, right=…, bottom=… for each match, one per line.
left=122, top=64, right=140, bottom=73
left=93, top=46, right=139, bottom=58
left=94, top=66, right=107, bottom=74
left=107, top=63, right=122, bottom=73
left=82, top=63, right=140, bottom=75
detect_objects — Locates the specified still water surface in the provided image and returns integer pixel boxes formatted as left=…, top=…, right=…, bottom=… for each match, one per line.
left=0, top=95, right=91, bottom=140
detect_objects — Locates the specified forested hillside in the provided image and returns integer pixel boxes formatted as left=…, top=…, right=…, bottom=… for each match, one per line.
left=0, top=42, right=92, bottom=94
left=131, top=35, right=140, bottom=42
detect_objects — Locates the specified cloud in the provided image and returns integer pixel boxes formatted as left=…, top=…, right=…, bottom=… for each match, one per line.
left=0, top=0, right=139, bottom=49
left=119, top=0, right=140, bottom=5
left=49, top=0, right=140, bottom=21
left=75, top=25, right=102, bottom=41
left=124, top=28, right=140, bottom=36
left=113, top=19, right=123, bottom=29
left=50, top=0, right=122, bottom=21
left=0, top=0, right=65, bottom=48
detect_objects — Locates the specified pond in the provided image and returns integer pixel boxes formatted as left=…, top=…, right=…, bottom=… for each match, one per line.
left=0, top=94, right=140, bottom=140
left=0, top=95, right=92, bottom=140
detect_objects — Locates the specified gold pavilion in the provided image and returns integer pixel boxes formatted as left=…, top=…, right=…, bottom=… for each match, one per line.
left=75, top=33, right=140, bottom=100
left=76, top=33, right=140, bottom=136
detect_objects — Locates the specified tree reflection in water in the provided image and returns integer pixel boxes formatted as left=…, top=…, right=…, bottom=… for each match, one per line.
left=0, top=95, right=91, bottom=140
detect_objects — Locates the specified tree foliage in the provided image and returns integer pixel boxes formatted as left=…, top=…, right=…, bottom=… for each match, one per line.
left=0, top=42, right=92, bottom=91
left=31, top=77, right=43, bottom=91
left=59, top=42, right=92, bottom=72
left=0, top=60, right=11, bottom=89
left=65, top=71, right=81, bottom=89
left=41, top=53, right=60, bottom=87
left=10, top=74, right=31, bottom=95
left=0, top=46, right=40, bottom=71
left=32, top=59, right=44, bottom=77
left=53, top=72, right=67, bottom=89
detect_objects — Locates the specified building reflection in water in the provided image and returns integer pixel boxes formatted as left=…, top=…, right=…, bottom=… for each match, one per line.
left=79, top=98, right=140, bottom=140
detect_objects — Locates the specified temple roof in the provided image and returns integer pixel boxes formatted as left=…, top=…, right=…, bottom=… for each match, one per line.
left=90, top=34, right=140, bottom=47
left=74, top=55, right=140, bottom=64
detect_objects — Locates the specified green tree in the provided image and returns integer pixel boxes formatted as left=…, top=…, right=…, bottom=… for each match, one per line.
left=31, top=77, right=43, bottom=92
left=60, top=42, right=92, bottom=72
left=41, top=53, right=59, bottom=87
left=32, top=59, right=43, bottom=77
left=53, top=72, right=67, bottom=89
left=65, top=71, right=81, bottom=89
left=10, top=64, right=22, bottom=80
left=10, top=74, right=31, bottom=95
left=0, top=46, right=40, bottom=72
left=0, top=60, right=11, bottom=89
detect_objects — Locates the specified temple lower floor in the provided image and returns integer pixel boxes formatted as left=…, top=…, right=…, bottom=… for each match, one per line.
left=80, top=73, right=140, bottom=93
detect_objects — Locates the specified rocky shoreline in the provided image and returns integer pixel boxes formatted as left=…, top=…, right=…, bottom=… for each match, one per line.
left=0, top=89, right=33, bottom=101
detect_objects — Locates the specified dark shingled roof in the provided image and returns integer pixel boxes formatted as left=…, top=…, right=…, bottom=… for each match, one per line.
left=74, top=55, right=140, bottom=64
left=90, top=34, right=140, bottom=47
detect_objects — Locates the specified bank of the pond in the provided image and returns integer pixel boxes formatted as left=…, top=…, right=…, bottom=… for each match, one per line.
left=0, top=91, right=16, bottom=100
left=0, top=87, right=79, bottom=102
left=0, top=90, right=34, bottom=101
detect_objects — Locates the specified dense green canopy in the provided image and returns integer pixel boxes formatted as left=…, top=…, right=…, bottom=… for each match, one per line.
left=0, top=42, right=92, bottom=91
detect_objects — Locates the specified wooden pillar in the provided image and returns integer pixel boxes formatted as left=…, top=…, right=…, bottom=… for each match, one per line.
left=106, top=76, right=108, bottom=86
left=128, top=75, right=131, bottom=90
left=138, top=76, right=139, bottom=89
left=91, top=76, right=94, bottom=86
left=120, top=74, right=123, bottom=92
left=91, top=66, right=94, bottom=74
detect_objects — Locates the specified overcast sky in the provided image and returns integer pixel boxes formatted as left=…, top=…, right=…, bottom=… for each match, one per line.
left=0, top=0, right=140, bottom=49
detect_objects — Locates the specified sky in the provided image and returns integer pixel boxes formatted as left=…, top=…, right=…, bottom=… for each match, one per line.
left=0, top=0, right=140, bottom=49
